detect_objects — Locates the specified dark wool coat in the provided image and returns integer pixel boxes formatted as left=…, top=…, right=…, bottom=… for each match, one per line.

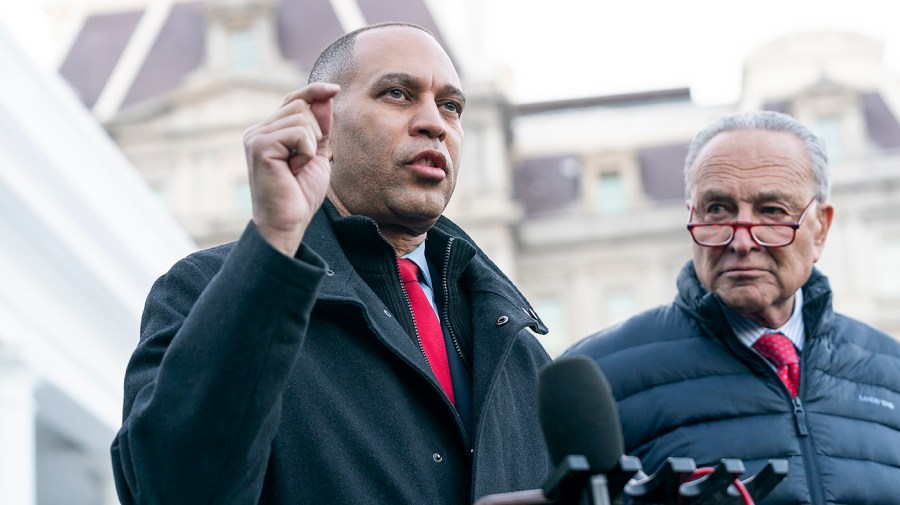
left=567, top=262, right=900, bottom=505
left=111, top=203, right=551, bottom=504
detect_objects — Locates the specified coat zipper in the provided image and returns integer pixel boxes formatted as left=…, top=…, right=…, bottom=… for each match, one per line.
left=440, top=237, right=470, bottom=369
left=793, top=356, right=826, bottom=505
left=791, top=396, right=808, bottom=436
left=377, top=222, right=433, bottom=372
left=395, top=260, right=432, bottom=371
left=395, top=242, right=470, bottom=448
left=747, top=340, right=825, bottom=504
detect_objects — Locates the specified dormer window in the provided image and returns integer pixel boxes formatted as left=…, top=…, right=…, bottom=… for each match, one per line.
left=815, top=115, right=844, bottom=163
left=595, top=170, right=625, bottom=215
left=229, top=25, right=257, bottom=71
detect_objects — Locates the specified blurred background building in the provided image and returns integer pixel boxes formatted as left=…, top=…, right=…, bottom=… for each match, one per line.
left=0, top=20, right=194, bottom=505
left=2, top=0, right=899, bottom=503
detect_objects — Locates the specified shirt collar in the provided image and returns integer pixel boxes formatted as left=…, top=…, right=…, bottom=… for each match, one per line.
left=724, top=288, right=806, bottom=350
left=401, top=242, right=433, bottom=290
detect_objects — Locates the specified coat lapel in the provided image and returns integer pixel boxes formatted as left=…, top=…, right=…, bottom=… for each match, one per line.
left=302, top=209, right=439, bottom=389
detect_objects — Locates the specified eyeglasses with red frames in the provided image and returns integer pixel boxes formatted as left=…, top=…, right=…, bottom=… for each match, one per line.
left=687, top=197, right=818, bottom=248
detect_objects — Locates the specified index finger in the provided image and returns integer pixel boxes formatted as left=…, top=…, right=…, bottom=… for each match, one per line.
left=281, top=82, right=341, bottom=107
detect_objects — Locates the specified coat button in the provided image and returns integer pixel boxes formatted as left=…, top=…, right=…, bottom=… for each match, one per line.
left=496, top=316, right=509, bottom=326
left=384, top=309, right=393, bottom=318
left=432, top=452, right=443, bottom=463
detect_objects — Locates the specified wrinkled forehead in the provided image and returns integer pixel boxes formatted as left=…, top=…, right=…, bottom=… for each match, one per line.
left=350, top=26, right=460, bottom=87
left=689, top=130, right=815, bottom=200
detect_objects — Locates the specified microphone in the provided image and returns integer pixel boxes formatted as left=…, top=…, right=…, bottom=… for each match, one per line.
left=538, top=355, right=624, bottom=505
left=473, top=355, right=625, bottom=505
left=538, top=355, right=623, bottom=474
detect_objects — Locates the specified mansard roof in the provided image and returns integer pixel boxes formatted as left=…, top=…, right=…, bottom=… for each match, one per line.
left=59, top=0, right=451, bottom=113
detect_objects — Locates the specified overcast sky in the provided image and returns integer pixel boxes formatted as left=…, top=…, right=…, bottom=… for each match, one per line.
left=480, top=0, right=900, bottom=104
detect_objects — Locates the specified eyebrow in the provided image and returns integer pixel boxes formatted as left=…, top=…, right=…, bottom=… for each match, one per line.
left=694, top=190, right=734, bottom=204
left=696, top=190, right=800, bottom=205
left=370, top=72, right=467, bottom=105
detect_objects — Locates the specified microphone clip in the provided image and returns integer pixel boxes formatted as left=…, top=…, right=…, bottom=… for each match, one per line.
left=624, top=457, right=789, bottom=505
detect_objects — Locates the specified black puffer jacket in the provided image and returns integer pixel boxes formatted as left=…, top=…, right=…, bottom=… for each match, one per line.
left=567, top=261, right=900, bottom=504
left=111, top=203, right=551, bottom=504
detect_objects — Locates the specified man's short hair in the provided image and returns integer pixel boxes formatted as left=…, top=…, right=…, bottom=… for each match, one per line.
left=683, top=110, right=831, bottom=202
left=307, top=22, right=433, bottom=88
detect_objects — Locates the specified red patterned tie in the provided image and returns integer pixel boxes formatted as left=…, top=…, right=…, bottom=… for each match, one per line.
left=753, top=333, right=800, bottom=398
left=397, top=258, right=455, bottom=405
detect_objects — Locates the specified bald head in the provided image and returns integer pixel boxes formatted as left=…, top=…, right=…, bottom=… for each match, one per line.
left=308, top=22, right=435, bottom=89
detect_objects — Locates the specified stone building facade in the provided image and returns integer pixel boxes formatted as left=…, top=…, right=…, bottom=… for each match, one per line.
left=510, top=31, right=900, bottom=354
left=58, top=2, right=900, bottom=361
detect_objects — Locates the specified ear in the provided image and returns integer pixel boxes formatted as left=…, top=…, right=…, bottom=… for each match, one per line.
left=810, top=202, right=834, bottom=262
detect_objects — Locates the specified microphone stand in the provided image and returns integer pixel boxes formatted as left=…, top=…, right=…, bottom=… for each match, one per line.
left=624, top=457, right=789, bottom=505
left=474, top=454, right=641, bottom=505
left=474, top=456, right=788, bottom=505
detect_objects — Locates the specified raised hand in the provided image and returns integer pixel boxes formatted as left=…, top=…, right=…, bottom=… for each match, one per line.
left=242, top=82, right=340, bottom=256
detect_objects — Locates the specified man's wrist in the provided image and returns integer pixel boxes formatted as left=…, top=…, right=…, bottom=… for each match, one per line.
left=254, top=221, right=304, bottom=257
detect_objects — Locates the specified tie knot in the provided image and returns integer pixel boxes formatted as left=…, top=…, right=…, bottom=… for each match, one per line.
left=397, top=258, right=420, bottom=284
left=753, top=332, right=799, bottom=367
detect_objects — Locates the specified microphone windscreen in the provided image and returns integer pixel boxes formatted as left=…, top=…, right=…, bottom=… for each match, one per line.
left=538, top=355, right=624, bottom=474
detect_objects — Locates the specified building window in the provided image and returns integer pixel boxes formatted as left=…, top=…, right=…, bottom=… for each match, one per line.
left=815, top=116, right=844, bottom=163
left=148, top=181, right=169, bottom=206
left=876, top=238, right=900, bottom=298
left=533, top=296, right=569, bottom=357
left=605, top=289, right=636, bottom=325
left=235, top=180, right=252, bottom=214
left=459, top=125, right=486, bottom=194
left=595, top=171, right=625, bottom=215
left=230, top=26, right=257, bottom=72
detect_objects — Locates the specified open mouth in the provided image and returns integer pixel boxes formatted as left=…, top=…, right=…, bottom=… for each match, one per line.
left=409, top=150, right=447, bottom=171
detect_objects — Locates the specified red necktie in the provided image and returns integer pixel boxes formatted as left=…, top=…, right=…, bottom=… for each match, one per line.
left=397, top=258, right=455, bottom=405
left=753, top=333, right=800, bottom=398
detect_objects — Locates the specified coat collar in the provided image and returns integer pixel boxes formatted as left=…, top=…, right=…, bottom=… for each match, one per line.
left=304, top=199, right=547, bottom=335
left=298, top=202, right=549, bottom=433
left=674, top=259, right=834, bottom=341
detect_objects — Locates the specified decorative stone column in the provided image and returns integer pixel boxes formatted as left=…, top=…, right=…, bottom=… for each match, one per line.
left=0, top=350, right=37, bottom=505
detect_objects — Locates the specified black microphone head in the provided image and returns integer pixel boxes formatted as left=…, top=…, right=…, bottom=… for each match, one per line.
left=539, top=355, right=624, bottom=474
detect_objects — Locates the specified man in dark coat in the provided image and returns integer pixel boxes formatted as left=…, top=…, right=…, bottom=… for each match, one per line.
left=567, top=111, right=900, bottom=504
left=111, top=23, right=551, bottom=504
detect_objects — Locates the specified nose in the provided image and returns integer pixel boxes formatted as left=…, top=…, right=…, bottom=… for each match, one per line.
left=729, top=225, right=759, bottom=252
left=728, top=205, right=760, bottom=252
left=410, top=100, right=446, bottom=141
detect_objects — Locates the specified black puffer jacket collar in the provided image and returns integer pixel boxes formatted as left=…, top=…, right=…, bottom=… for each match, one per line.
left=673, top=260, right=834, bottom=342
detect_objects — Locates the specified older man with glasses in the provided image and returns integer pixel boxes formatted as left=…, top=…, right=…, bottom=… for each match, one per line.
left=566, top=110, right=900, bottom=504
